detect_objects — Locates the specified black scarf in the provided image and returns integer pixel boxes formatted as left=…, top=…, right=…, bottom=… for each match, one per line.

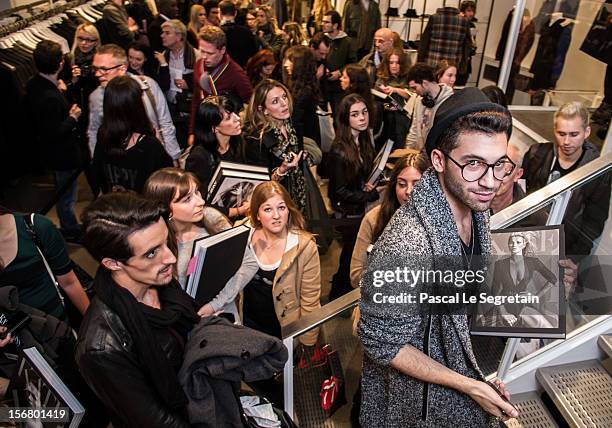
left=73, top=48, right=95, bottom=68
left=94, top=267, right=199, bottom=411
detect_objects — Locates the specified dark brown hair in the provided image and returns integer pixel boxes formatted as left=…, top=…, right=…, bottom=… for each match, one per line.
left=81, top=192, right=169, bottom=262
left=438, top=110, right=513, bottom=154
left=142, top=168, right=201, bottom=259
left=377, top=47, right=411, bottom=81
left=372, top=152, right=430, bottom=241
left=333, top=94, right=376, bottom=182
left=284, top=45, right=321, bottom=102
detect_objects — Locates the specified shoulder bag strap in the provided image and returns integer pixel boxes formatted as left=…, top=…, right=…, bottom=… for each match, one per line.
left=23, top=214, right=65, bottom=308
left=138, top=76, right=166, bottom=145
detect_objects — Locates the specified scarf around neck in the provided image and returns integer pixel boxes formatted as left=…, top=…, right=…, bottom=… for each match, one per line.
left=94, top=267, right=199, bottom=411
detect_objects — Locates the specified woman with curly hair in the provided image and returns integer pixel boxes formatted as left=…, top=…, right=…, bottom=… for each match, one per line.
left=245, top=49, right=278, bottom=88
left=376, top=47, right=412, bottom=99
left=282, top=45, right=321, bottom=146
left=376, top=48, right=413, bottom=148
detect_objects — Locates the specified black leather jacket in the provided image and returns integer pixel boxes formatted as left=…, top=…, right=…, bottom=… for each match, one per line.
left=75, top=299, right=190, bottom=428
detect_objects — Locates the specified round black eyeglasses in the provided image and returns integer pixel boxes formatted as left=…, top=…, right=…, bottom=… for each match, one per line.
left=441, top=151, right=516, bottom=182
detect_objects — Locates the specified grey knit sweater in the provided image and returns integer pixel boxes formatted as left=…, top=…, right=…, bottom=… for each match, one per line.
left=358, top=169, right=498, bottom=427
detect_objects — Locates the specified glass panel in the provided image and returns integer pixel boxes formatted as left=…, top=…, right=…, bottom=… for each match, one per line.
left=291, top=305, right=361, bottom=427
left=500, top=164, right=612, bottom=366
left=481, top=0, right=609, bottom=120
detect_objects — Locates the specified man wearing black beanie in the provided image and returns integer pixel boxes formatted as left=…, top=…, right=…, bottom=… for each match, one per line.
left=358, top=87, right=519, bottom=426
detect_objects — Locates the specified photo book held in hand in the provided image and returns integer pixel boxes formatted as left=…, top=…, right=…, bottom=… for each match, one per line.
left=207, top=161, right=270, bottom=209
left=185, top=225, right=251, bottom=308
left=367, top=139, right=394, bottom=186
left=471, top=225, right=566, bottom=339
left=8, top=346, right=85, bottom=427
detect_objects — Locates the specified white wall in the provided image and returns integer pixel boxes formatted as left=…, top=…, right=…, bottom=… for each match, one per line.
left=485, top=0, right=606, bottom=96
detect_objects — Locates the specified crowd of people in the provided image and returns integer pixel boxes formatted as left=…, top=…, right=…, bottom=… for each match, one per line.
left=0, top=0, right=610, bottom=427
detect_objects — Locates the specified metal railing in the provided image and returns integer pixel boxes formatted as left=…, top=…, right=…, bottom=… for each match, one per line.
left=281, top=151, right=612, bottom=418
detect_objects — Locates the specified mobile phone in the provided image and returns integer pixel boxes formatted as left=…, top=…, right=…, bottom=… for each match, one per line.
left=0, top=311, right=31, bottom=340
left=486, top=381, right=518, bottom=417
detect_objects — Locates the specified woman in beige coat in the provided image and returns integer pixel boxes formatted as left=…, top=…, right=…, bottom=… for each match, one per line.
left=198, top=181, right=321, bottom=346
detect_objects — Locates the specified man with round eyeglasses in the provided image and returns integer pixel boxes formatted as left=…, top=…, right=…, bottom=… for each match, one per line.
left=359, top=88, right=519, bottom=426
left=87, top=44, right=181, bottom=162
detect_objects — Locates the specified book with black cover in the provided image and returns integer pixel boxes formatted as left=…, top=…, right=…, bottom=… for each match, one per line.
left=367, top=139, right=394, bottom=185
left=9, top=347, right=85, bottom=427
left=186, top=225, right=251, bottom=306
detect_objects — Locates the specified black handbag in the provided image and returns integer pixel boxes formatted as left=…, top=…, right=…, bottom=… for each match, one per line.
left=240, top=391, right=298, bottom=428
left=302, top=163, right=334, bottom=255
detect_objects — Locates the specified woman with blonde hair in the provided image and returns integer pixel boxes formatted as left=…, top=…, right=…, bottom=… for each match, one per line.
left=142, top=168, right=231, bottom=288
left=198, top=181, right=321, bottom=348
left=67, top=23, right=100, bottom=94
left=245, top=79, right=307, bottom=212
left=187, top=4, right=206, bottom=47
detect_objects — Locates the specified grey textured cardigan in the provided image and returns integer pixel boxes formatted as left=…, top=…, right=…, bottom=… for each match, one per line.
left=358, top=169, right=498, bottom=427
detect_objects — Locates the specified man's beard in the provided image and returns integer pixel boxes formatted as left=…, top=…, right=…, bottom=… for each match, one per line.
left=443, top=169, right=497, bottom=213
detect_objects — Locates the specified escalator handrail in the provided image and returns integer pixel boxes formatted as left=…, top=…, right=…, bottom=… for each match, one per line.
left=281, top=152, right=612, bottom=340
left=491, top=151, right=612, bottom=229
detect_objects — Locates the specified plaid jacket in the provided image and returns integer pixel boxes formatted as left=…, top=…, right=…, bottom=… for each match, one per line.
left=418, top=7, right=472, bottom=73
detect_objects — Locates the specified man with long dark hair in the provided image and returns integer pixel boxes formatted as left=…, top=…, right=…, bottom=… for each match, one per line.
left=359, top=88, right=520, bottom=426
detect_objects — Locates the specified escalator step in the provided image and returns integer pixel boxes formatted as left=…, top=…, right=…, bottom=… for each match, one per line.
left=598, top=335, right=612, bottom=359
left=504, top=391, right=558, bottom=428
left=536, top=360, right=612, bottom=428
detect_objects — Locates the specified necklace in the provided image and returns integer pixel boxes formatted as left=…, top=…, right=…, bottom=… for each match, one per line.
left=264, top=238, right=285, bottom=251
left=261, top=232, right=286, bottom=251
left=460, top=217, right=475, bottom=268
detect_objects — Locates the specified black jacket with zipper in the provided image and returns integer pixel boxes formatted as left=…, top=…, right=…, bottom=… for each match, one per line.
left=522, top=141, right=611, bottom=260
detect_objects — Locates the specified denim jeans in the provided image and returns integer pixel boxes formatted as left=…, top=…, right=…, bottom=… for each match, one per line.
left=54, top=169, right=79, bottom=234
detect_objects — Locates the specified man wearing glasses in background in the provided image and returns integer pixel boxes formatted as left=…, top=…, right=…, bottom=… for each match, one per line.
left=87, top=44, right=181, bottom=165
left=358, top=88, right=520, bottom=426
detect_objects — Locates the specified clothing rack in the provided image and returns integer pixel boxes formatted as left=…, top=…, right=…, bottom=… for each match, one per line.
left=0, top=0, right=53, bottom=18
left=0, top=0, right=90, bottom=37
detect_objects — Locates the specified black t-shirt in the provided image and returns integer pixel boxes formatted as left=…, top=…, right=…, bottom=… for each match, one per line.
left=242, top=267, right=281, bottom=340
left=460, top=213, right=482, bottom=270
left=550, top=149, right=586, bottom=180
left=93, top=134, right=173, bottom=193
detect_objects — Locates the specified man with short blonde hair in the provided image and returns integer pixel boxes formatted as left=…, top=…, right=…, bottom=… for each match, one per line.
left=189, top=25, right=252, bottom=140
left=522, top=101, right=610, bottom=260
